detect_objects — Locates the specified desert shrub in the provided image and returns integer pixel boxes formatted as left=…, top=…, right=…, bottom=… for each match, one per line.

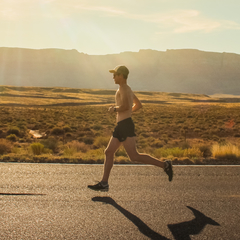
left=154, top=147, right=185, bottom=158
left=7, top=126, right=20, bottom=136
left=94, top=136, right=109, bottom=148
left=6, top=134, right=18, bottom=142
left=201, top=134, right=210, bottom=140
left=194, top=128, right=201, bottom=133
left=51, top=127, right=64, bottom=135
left=83, top=137, right=94, bottom=145
left=65, top=140, right=88, bottom=153
left=30, top=142, right=44, bottom=155
left=29, top=118, right=36, bottom=124
left=0, top=139, right=12, bottom=155
left=83, top=148, right=104, bottom=161
left=161, top=134, right=168, bottom=140
left=40, top=137, right=58, bottom=152
left=140, top=133, right=150, bottom=138
left=212, top=143, right=240, bottom=159
left=17, top=121, right=27, bottom=129
left=183, top=148, right=203, bottom=158
left=92, top=124, right=103, bottom=131
left=199, top=145, right=212, bottom=158
left=63, top=125, right=72, bottom=132
left=180, top=141, right=191, bottom=149
left=211, top=135, right=219, bottom=141
left=150, top=140, right=164, bottom=148
left=63, top=147, right=77, bottom=156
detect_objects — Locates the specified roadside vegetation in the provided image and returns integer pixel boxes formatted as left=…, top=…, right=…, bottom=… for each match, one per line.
left=0, top=86, right=240, bottom=164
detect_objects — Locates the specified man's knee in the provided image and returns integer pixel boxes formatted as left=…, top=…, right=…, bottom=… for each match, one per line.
left=105, top=148, right=115, bottom=156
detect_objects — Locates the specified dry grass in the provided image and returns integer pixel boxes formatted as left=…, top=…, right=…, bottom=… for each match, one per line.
left=212, top=143, right=240, bottom=159
left=0, top=86, right=240, bottom=164
left=0, top=85, right=215, bottom=106
left=0, top=139, right=12, bottom=155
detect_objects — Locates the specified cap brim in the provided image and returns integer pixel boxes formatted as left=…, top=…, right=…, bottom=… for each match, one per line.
left=109, top=69, right=116, bottom=73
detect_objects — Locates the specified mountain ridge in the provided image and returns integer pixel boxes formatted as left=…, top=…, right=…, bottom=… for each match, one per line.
left=0, top=47, right=239, bottom=95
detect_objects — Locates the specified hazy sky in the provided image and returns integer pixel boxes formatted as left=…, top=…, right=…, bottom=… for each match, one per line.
left=1, top=0, right=240, bottom=55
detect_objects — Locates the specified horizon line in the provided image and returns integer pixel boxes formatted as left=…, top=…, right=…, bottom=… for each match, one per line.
left=0, top=46, right=239, bottom=56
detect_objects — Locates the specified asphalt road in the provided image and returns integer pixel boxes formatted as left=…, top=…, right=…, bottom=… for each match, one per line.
left=0, top=163, right=239, bottom=240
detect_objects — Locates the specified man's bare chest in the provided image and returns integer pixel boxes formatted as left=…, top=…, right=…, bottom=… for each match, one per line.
left=115, top=90, right=121, bottom=104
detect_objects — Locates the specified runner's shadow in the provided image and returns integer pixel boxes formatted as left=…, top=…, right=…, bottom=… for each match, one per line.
left=167, top=206, right=220, bottom=240
left=0, top=193, right=46, bottom=196
left=92, top=196, right=169, bottom=240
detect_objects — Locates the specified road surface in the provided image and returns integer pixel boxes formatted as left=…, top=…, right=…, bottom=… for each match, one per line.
left=0, top=163, right=239, bottom=239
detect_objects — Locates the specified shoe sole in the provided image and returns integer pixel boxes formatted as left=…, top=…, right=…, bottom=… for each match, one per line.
left=88, top=187, right=109, bottom=192
left=165, top=161, right=173, bottom=182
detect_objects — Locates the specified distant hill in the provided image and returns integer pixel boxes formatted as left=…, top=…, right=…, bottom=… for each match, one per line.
left=0, top=47, right=240, bottom=94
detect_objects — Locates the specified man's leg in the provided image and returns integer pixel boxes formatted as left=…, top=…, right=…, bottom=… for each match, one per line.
left=123, top=137, right=173, bottom=181
left=123, top=137, right=165, bottom=168
left=101, top=137, right=121, bottom=183
left=88, top=137, right=121, bottom=191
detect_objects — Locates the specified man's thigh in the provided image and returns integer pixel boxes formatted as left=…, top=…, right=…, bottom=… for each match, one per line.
left=122, top=137, right=138, bottom=156
left=105, top=137, right=121, bottom=153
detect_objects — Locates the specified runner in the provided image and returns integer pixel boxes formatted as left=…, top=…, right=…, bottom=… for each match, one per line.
left=88, top=65, right=173, bottom=191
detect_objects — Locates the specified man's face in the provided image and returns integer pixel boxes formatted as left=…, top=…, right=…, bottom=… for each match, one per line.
left=113, top=73, right=121, bottom=84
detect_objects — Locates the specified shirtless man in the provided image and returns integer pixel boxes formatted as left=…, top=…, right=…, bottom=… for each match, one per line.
left=88, top=65, right=173, bottom=191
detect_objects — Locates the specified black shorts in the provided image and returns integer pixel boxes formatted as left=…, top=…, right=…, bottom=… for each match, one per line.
left=113, top=117, right=136, bottom=142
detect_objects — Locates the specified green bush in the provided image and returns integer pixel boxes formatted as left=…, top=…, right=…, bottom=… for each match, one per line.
left=199, top=145, right=212, bottom=158
left=63, top=147, right=77, bottom=157
left=94, top=136, right=109, bottom=148
left=6, top=134, right=18, bottom=142
left=150, top=140, right=164, bottom=148
left=83, top=148, right=104, bottom=161
left=51, top=127, right=64, bottom=135
left=63, top=125, right=72, bottom=132
left=155, top=146, right=203, bottom=159
left=29, top=118, right=36, bottom=124
left=92, top=124, right=103, bottom=131
left=184, top=148, right=203, bottom=158
left=7, top=126, right=20, bottom=136
left=41, top=137, right=58, bottom=152
left=83, top=137, right=94, bottom=145
left=0, top=139, right=12, bottom=155
left=154, top=147, right=185, bottom=158
left=30, top=142, right=44, bottom=155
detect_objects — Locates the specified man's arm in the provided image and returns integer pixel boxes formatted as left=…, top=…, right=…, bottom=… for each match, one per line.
left=132, top=94, right=142, bottom=112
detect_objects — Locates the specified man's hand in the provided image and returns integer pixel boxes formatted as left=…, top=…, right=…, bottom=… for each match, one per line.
left=108, top=105, right=115, bottom=113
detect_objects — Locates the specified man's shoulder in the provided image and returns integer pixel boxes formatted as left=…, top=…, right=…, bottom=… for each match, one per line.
left=120, top=84, right=132, bottom=92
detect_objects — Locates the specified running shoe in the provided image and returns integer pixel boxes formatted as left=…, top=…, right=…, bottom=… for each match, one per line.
left=164, top=160, right=173, bottom=182
left=88, top=182, right=109, bottom=192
